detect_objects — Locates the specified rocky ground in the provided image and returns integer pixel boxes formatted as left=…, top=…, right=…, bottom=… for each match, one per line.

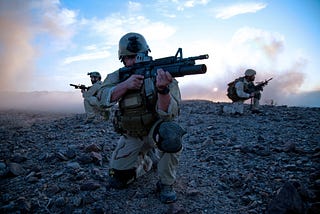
left=0, top=100, right=319, bottom=214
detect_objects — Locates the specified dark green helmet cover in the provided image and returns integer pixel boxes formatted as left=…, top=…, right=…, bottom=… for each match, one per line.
left=87, top=71, right=101, bottom=78
left=153, top=121, right=186, bottom=153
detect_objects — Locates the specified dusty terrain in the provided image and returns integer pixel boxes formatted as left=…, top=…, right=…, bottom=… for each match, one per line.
left=0, top=100, right=319, bottom=213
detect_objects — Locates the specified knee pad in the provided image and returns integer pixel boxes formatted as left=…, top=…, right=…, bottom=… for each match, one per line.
left=152, top=121, right=186, bottom=153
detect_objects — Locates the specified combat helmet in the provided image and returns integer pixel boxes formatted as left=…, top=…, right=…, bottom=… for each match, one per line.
left=118, top=32, right=151, bottom=62
left=87, top=71, right=101, bottom=79
left=245, top=69, right=256, bottom=76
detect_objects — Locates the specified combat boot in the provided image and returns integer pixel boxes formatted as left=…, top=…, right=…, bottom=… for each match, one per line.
left=251, top=109, right=263, bottom=114
left=84, top=117, right=94, bottom=124
left=156, top=181, right=177, bottom=203
left=107, top=168, right=136, bottom=190
left=107, top=176, right=127, bottom=190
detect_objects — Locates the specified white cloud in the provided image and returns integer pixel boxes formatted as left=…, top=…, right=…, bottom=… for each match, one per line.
left=215, top=2, right=267, bottom=19
left=178, top=0, right=210, bottom=11
left=32, top=0, right=77, bottom=38
left=226, top=27, right=285, bottom=68
left=128, top=1, right=142, bottom=11
left=57, top=10, right=176, bottom=65
left=89, top=13, right=176, bottom=45
left=84, top=45, right=98, bottom=51
left=63, top=51, right=111, bottom=64
left=154, top=0, right=209, bottom=15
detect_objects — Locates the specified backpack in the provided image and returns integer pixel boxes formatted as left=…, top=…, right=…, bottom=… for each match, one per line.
left=227, top=77, right=244, bottom=101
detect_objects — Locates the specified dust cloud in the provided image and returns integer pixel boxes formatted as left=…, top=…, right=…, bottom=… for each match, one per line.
left=0, top=0, right=75, bottom=91
left=180, top=27, right=320, bottom=107
left=0, top=1, right=35, bottom=91
left=0, top=91, right=84, bottom=113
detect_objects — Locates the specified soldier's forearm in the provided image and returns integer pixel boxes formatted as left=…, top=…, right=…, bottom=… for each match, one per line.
left=157, top=93, right=171, bottom=112
left=110, top=81, right=129, bottom=102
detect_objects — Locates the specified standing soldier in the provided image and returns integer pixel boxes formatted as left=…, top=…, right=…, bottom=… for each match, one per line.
left=99, top=32, right=185, bottom=204
left=82, top=71, right=103, bottom=123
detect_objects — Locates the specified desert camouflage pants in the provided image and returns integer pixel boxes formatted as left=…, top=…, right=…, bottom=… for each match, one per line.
left=223, top=97, right=260, bottom=114
left=110, top=134, right=181, bottom=185
left=83, top=97, right=110, bottom=120
left=233, top=97, right=260, bottom=114
left=83, top=97, right=101, bottom=119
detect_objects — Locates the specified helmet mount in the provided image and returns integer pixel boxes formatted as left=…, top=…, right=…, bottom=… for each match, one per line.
left=126, top=36, right=142, bottom=53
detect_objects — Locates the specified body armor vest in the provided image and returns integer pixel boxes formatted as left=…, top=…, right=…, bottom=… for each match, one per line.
left=114, top=82, right=158, bottom=137
left=227, top=77, right=254, bottom=102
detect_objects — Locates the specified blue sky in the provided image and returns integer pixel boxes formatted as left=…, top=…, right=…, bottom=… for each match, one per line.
left=0, top=0, right=319, bottom=106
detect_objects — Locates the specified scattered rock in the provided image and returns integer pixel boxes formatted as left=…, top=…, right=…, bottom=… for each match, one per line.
left=267, top=181, right=305, bottom=214
left=80, top=181, right=101, bottom=191
left=7, top=162, right=25, bottom=176
left=0, top=101, right=319, bottom=213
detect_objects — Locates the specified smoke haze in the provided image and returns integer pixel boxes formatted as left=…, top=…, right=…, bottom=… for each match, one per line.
left=0, top=0, right=75, bottom=91
left=178, top=27, right=317, bottom=107
left=0, top=1, right=35, bottom=91
left=0, top=91, right=84, bottom=113
left=0, top=1, right=319, bottom=112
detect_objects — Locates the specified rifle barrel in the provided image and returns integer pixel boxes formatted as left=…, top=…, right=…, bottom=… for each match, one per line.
left=169, top=64, right=207, bottom=77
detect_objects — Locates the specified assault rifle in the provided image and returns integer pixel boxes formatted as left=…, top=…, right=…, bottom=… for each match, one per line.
left=69, top=84, right=90, bottom=90
left=119, top=48, right=208, bottom=98
left=119, top=48, right=209, bottom=82
left=254, top=77, right=273, bottom=91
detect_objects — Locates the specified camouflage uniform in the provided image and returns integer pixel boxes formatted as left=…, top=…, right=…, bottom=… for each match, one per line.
left=100, top=69, right=182, bottom=186
left=233, top=78, right=261, bottom=114
left=82, top=80, right=102, bottom=121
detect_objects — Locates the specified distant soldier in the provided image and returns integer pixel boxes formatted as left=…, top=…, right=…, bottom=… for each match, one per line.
left=82, top=71, right=104, bottom=123
left=226, top=69, right=266, bottom=115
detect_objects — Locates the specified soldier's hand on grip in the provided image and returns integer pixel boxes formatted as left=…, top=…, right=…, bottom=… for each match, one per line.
left=156, top=68, right=172, bottom=90
left=125, top=74, right=144, bottom=90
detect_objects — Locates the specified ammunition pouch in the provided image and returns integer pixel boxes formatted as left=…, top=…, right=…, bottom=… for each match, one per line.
left=152, top=121, right=186, bottom=153
left=114, top=111, right=158, bottom=137
left=113, top=110, right=125, bottom=134
left=113, top=90, right=158, bottom=137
